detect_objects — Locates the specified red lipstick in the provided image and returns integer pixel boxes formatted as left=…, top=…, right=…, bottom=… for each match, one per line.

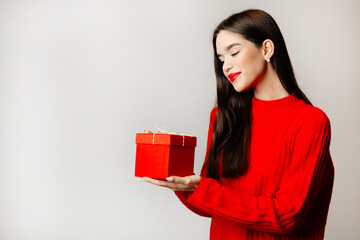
left=228, top=72, right=241, bottom=83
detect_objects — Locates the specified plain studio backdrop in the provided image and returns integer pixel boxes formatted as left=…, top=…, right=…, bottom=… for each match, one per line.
left=0, top=0, right=359, bottom=239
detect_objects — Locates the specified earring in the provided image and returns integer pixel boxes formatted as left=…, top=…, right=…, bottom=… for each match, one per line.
left=266, top=58, right=270, bottom=63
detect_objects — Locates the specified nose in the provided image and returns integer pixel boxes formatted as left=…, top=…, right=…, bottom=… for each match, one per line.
left=222, top=58, right=233, bottom=73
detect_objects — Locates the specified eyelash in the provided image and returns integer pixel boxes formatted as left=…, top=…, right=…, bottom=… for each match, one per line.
left=219, top=51, right=240, bottom=63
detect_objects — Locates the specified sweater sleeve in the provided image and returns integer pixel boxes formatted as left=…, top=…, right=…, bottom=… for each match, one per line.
left=174, top=107, right=218, bottom=218
left=186, top=112, right=333, bottom=234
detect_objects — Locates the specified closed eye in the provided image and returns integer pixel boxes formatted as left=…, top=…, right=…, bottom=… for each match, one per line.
left=231, top=51, right=239, bottom=56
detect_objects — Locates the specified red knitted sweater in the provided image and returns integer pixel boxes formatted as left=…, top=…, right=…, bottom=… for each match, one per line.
left=175, top=94, right=334, bottom=239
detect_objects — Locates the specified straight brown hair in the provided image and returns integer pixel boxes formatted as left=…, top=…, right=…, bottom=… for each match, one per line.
left=202, top=9, right=312, bottom=180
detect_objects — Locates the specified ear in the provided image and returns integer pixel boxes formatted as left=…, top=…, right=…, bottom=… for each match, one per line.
left=262, top=39, right=274, bottom=61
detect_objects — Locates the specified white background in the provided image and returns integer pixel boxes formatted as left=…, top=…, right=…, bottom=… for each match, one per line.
left=0, top=0, right=359, bottom=239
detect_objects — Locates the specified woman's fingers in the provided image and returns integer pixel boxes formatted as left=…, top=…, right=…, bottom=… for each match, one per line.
left=142, top=177, right=167, bottom=186
left=170, top=175, right=201, bottom=186
left=155, top=180, right=182, bottom=191
left=166, top=177, right=174, bottom=182
left=142, top=177, right=177, bottom=189
left=168, top=176, right=190, bottom=185
left=141, top=175, right=201, bottom=191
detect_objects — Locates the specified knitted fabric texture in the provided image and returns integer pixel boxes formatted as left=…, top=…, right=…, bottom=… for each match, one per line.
left=175, top=94, right=334, bottom=239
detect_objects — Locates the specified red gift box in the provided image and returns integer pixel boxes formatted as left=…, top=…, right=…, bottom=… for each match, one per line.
left=135, top=133, right=197, bottom=179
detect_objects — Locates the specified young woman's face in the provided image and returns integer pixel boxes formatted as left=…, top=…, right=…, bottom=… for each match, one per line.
left=216, top=30, right=267, bottom=92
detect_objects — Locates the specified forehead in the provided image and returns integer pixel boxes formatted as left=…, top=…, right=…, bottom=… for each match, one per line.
left=216, top=30, right=247, bottom=53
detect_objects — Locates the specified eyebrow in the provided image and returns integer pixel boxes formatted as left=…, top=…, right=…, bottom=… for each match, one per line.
left=217, top=43, right=241, bottom=57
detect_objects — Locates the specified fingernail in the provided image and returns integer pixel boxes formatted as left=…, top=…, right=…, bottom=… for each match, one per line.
left=136, top=177, right=144, bottom=181
left=166, top=177, right=174, bottom=182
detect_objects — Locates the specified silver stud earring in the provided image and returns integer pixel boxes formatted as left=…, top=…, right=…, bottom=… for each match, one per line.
left=266, top=58, right=270, bottom=63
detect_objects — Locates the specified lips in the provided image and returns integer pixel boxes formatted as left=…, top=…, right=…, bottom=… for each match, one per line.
left=228, top=72, right=241, bottom=83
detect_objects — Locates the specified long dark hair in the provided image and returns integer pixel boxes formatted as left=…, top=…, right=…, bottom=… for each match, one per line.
left=202, top=9, right=312, bottom=180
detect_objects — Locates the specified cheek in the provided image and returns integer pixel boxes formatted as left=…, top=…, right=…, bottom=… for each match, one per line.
left=244, top=52, right=265, bottom=77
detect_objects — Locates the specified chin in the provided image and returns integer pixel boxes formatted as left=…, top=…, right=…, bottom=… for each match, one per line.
left=233, top=83, right=250, bottom=93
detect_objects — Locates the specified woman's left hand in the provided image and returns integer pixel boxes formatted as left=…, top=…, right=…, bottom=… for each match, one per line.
left=142, top=175, right=201, bottom=192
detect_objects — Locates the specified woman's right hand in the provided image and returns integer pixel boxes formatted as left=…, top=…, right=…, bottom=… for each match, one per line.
left=142, top=175, right=201, bottom=192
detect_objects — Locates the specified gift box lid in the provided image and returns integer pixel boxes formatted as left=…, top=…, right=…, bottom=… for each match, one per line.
left=136, top=133, right=197, bottom=147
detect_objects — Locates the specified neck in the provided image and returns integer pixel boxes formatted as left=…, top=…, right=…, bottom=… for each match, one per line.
left=253, top=64, right=289, bottom=100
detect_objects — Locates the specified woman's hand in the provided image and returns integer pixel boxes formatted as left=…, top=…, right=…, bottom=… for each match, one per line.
left=142, top=175, right=201, bottom=192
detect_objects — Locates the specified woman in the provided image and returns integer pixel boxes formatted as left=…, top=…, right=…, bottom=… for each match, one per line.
left=143, top=9, right=334, bottom=239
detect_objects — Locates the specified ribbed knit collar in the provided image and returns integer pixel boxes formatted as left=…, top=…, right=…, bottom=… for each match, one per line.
left=252, top=93, right=304, bottom=112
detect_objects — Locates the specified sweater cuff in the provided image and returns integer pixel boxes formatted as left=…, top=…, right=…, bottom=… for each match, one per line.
left=187, top=177, right=217, bottom=211
left=174, top=188, right=211, bottom=218
left=175, top=190, right=192, bottom=202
